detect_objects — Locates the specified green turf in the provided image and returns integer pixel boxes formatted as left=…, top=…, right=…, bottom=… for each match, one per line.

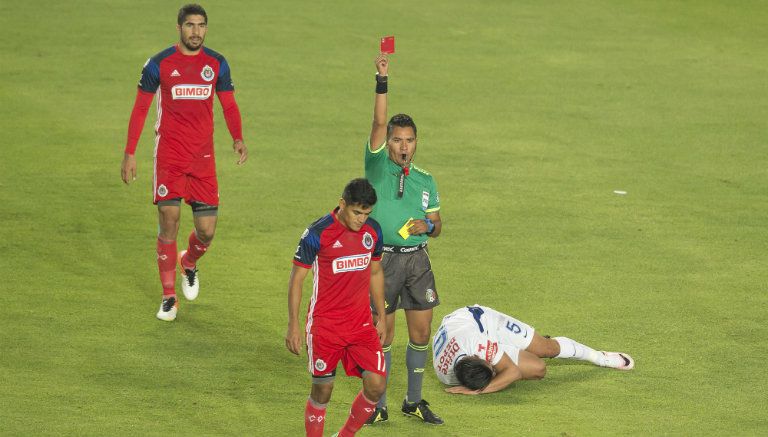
left=1, top=0, right=767, bottom=435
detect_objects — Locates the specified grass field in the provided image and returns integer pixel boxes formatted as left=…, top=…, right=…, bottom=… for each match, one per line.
left=2, top=0, right=767, bottom=435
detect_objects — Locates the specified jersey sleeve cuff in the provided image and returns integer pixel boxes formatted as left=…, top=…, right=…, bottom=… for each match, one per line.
left=292, top=259, right=312, bottom=269
left=367, top=139, right=387, bottom=154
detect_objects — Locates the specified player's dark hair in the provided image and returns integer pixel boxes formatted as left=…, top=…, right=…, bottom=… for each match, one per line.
left=387, top=113, right=417, bottom=139
left=455, top=356, right=493, bottom=391
left=178, top=4, right=207, bottom=25
left=342, top=178, right=377, bottom=209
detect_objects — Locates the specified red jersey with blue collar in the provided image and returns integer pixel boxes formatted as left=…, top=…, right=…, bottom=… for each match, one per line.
left=293, top=208, right=384, bottom=332
left=131, top=44, right=238, bottom=160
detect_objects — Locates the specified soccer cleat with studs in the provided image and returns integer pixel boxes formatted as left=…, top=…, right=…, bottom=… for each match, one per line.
left=401, top=399, right=443, bottom=425
left=178, top=250, right=200, bottom=300
left=156, top=296, right=178, bottom=321
left=364, top=406, right=389, bottom=425
left=600, top=352, right=635, bottom=370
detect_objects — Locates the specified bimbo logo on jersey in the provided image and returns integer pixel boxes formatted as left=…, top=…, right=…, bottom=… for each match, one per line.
left=171, top=84, right=212, bottom=100
left=332, top=253, right=371, bottom=274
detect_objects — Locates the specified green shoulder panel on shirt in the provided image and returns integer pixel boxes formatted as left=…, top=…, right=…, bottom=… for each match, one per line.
left=412, top=165, right=431, bottom=176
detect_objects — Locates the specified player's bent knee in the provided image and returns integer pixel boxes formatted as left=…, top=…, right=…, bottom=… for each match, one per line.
left=362, top=372, right=386, bottom=401
left=196, top=229, right=215, bottom=244
left=311, top=380, right=334, bottom=404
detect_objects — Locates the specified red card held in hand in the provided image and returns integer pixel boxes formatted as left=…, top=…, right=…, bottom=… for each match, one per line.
left=380, top=36, right=395, bottom=54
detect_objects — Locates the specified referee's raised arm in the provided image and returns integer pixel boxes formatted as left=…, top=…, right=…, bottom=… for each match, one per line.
left=370, top=54, right=389, bottom=148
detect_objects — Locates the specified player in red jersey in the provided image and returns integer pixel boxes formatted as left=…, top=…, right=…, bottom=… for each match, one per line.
left=119, top=4, right=248, bottom=321
left=285, top=179, right=388, bottom=437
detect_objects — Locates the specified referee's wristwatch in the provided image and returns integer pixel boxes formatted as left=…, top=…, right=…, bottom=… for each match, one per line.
left=424, top=218, right=435, bottom=235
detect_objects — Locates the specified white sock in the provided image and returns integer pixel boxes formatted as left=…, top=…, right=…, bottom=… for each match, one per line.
left=554, top=337, right=607, bottom=366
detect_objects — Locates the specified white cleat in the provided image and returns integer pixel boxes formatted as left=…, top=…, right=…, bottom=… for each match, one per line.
left=601, top=352, right=635, bottom=370
left=178, top=250, right=199, bottom=300
left=156, top=296, right=178, bottom=322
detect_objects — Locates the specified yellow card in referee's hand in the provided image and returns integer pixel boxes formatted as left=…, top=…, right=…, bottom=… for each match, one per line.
left=398, top=218, right=414, bottom=240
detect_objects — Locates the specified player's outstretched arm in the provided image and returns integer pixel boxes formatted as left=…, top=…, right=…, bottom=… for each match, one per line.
left=480, top=353, right=522, bottom=394
left=370, top=54, right=389, bottom=148
left=286, top=265, right=310, bottom=355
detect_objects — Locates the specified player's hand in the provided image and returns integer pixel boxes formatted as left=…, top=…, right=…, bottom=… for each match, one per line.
left=375, top=53, right=389, bottom=77
left=285, top=323, right=302, bottom=356
left=445, top=385, right=482, bottom=395
left=375, top=319, right=387, bottom=343
left=407, top=219, right=429, bottom=235
left=233, top=139, right=248, bottom=165
left=121, top=153, right=137, bottom=184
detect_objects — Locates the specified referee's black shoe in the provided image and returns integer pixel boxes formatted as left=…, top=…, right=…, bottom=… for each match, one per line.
left=364, top=406, right=388, bottom=425
left=401, top=399, right=444, bottom=425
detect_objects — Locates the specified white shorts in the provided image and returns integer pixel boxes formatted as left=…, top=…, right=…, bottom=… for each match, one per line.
left=480, top=305, right=536, bottom=352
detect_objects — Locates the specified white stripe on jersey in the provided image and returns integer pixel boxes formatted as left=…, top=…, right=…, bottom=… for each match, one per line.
left=153, top=88, right=162, bottom=157
left=153, top=157, right=158, bottom=203
left=306, top=333, right=314, bottom=374
left=305, top=259, right=320, bottom=374
left=306, top=259, right=319, bottom=335
left=152, top=89, right=162, bottom=202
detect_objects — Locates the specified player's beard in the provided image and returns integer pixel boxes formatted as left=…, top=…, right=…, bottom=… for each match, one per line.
left=181, top=36, right=204, bottom=52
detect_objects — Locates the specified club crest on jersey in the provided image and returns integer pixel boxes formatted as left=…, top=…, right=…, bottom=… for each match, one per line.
left=332, top=253, right=371, bottom=274
left=314, top=359, right=327, bottom=372
left=171, top=84, right=212, bottom=100
left=362, top=232, right=374, bottom=250
left=157, top=184, right=168, bottom=197
left=422, top=191, right=430, bottom=209
left=201, top=65, right=214, bottom=82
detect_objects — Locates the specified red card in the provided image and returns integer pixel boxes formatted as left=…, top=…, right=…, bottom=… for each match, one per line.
left=380, top=36, right=395, bottom=54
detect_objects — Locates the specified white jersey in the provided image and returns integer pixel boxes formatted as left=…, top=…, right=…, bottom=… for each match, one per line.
left=432, top=305, right=535, bottom=385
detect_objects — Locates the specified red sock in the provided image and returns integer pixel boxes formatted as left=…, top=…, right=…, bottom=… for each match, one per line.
left=338, top=392, right=376, bottom=437
left=157, top=237, right=177, bottom=297
left=182, top=231, right=209, bottom=270
left=304, top=397, right=327, bottom=437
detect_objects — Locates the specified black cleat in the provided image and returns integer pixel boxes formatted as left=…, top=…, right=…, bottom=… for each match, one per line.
left=364, top=406, right=389, bottom=425
left=401, top=399, right=443, bottom=425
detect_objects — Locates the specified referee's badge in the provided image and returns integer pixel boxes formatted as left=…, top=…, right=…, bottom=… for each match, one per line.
left=362, top=232, right=374, bottom=250
left=426, top=289, right=436, bottom=303
left=422, top=191, right=430, bottom=209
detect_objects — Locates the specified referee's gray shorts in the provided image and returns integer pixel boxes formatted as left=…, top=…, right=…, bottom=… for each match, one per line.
left=371, top=242, right=439, bottom=315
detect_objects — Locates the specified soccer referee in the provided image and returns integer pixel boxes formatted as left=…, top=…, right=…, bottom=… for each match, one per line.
left=364, top=53, right=444, bottom=426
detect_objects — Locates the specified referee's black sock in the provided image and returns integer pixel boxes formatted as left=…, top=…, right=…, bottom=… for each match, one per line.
left=377, top=344, right=392, bottom=409
left=405, top=341, right=429, bottom=403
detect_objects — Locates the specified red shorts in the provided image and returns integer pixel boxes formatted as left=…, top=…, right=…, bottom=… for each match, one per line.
left=153, top=155, right=218, bottom=206
left=307, top=324, right=386, bottom=378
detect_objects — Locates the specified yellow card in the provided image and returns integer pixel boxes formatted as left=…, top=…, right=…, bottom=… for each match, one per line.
left=398, top=218, right=414, bottom=240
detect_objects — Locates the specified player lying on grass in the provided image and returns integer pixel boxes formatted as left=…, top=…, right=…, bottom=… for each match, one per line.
left=433, top=305, right=634, bottom=395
